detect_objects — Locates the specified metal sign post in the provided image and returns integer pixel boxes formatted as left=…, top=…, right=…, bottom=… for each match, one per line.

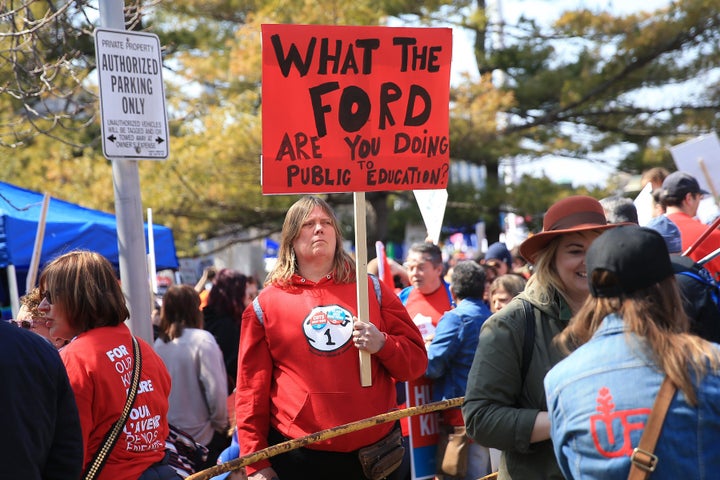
left=96, top=0, right=165, bottom=344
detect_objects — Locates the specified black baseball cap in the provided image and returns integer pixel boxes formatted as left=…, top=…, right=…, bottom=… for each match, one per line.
left=661, top=171, right=709, bottom=198
left=586, top=225, right=673, bottom=297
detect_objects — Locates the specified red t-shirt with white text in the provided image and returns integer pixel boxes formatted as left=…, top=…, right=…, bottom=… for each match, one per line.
left=61, top=324, right=171, bottom=480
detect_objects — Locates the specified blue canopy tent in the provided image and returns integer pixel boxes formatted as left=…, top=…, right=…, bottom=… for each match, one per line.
left=0, top=181, right=178, bottom=316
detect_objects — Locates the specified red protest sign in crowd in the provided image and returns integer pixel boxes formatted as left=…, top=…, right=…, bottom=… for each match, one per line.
left=261, top=24, right=452, bottom=194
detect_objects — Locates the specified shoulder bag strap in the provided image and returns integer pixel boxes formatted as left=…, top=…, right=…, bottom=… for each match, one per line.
left=519, top=299, right=535, bottom=385
left=627, top=376, right=676, bottom=480
left=82, top=335, right=143, bottom=480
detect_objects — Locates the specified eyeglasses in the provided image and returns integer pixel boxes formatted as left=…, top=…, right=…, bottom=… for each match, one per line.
left=11, top=319, right=33, bottom=329
left=41, top=290, right=54, bottom=304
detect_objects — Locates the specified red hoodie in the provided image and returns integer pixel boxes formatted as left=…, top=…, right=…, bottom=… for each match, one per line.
left=235, top=274, right=427, bottom=474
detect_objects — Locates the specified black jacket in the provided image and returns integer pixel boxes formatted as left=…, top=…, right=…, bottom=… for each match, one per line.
left=672, top=255, right=720, bottom=343
left=0, top=320, right=83, bottom=479
left=203, top=306, right=240, bottom=390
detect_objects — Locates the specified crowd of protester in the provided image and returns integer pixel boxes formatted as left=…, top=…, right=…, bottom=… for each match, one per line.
left=6, top=171, right=720, bottom=480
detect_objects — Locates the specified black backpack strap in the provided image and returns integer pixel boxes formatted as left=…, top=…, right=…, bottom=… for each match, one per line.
left=519, top=299, right=536, bottom=385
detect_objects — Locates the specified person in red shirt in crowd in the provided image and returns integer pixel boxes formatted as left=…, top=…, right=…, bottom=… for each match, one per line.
left=396, top=242, right=455, bottom=479
left=38, top=250, right=178, bottom=480
left=399, top=242, right=455, bottom=340
left=231, top=196, right=427, bottom=480
left=662, top=171, right=720, bottom=280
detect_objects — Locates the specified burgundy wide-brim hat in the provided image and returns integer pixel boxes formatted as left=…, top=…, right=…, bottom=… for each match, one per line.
left=519, top=195, right=617, bottom=263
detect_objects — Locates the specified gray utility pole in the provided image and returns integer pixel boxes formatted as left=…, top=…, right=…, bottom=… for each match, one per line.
left=98, top=0, right=154, bottom=344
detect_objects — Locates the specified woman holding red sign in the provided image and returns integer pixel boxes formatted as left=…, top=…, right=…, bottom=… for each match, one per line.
left=231, top=196, right=427, bottom=480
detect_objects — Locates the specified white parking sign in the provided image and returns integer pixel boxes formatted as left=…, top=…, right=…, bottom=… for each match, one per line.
left=94, top=28, right=169, bottom=160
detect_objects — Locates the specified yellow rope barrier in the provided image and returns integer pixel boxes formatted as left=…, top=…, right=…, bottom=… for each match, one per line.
left=186, top=396, right=464, bottom=480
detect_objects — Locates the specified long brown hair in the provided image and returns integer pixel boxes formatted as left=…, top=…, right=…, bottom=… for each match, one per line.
left=205, top=268, right=253, bottom=325
left=557, top=271, right=720, bottom=406
left=265, top=196, right=355, bottom=288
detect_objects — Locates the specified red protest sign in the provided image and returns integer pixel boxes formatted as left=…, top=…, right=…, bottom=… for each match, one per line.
left=261, top=24, right=452, bottom=194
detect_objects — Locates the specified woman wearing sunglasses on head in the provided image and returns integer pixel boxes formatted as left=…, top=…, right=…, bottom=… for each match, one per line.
left=38, top=250, right=180, bottom=480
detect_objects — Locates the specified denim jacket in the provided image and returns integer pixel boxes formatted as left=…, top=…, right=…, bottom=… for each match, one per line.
left=426, top=297, right=491, bottom=401
left=545, top=314, right=720, bottom=480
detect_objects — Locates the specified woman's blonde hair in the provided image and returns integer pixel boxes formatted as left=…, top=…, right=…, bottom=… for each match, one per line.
left=557, top=271, right=720, bottom=406
left=19, top=287, right=42, bottom=317
left=523, top=235, right=565, bottom=308
left=524, top=230, right=600, bottom=309
left=265, top=196, right=355, bottom=288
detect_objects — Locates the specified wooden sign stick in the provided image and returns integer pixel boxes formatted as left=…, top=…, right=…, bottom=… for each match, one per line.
left=354, top=191, right=372, bottom=387
left=26, top=192, right=50, bottom=292
left=185, top=397, right=464, bottom=480
left=698, top=157, right=720, bottom=203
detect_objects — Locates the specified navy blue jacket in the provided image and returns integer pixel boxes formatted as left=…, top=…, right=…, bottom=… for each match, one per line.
left=0, top=320, right=83, bottom=479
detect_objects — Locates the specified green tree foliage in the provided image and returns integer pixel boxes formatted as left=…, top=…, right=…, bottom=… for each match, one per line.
left=0, top=0, right=717, bottom=256
left=400, top=0, right=720, bottom=239
left=139, top=0, right=394, bottom=253
left=0, top=0, right=147, bottom=244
